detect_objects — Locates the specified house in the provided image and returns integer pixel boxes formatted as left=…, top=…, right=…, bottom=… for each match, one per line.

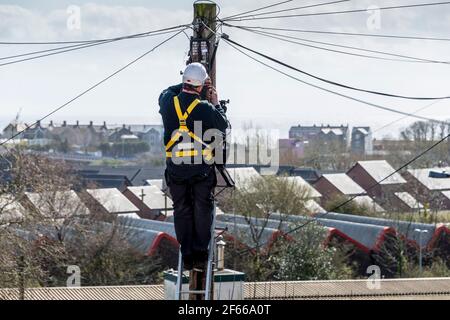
left=312, top=173, right=383, bottom=211
left=0, top=195, right=25, bottom=224
left=77, top=170, right=133, bottom=191
left=84, top=188, right=139, bottom=216
left=285, top=167, right=322, bottom=184
left=393, top=192, right=424, bottom=212
left=226, top=167, right=261, bottom=191
left=347, top=160, right=407, bottom=208
left=145, top=179, right=166, bottom=191
left=123, top=186, right=173, bottom=220
left=403, top=167, right=450, bottom=210
left=289, top=124, right=350, bottom=147
left=351, top=127, right=373, bottom=155
left=279, top=139, right=305, bottom=163
left=76, top=165, right=165, bottom=187
left=21, top=120, right=47, bottom=140
left=23, top=191, right=90, bottom=218
left=283, top=176, right=322, bottom=199
left=313, top=173, right=366, bottom=200
left=108, top=125, right=134, bottom=143
left=46, top=121, right=108, bottom=149
left=2, top=119, right=28, bottom=140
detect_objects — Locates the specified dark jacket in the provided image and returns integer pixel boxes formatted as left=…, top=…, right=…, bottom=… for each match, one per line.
left=159, top=83, right=229, bottom=180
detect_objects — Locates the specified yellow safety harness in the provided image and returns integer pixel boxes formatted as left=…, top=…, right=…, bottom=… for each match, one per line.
left=165, top=96, right=213, bottom=161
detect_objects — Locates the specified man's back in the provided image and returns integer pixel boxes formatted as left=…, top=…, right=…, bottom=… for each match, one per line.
left=159, top=83, right=228, bottom=180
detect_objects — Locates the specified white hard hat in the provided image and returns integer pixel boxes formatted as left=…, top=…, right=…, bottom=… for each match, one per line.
left=182, top=63, right=208, bottom=87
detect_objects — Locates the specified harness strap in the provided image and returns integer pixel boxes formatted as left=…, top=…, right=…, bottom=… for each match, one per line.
left=165, top=96, right=213, bottom=159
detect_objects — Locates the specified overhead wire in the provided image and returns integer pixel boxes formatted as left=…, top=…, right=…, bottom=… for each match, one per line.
left=222, top=38, right=448, bottom=124
left=224, top=1, right=450, bottom=21
left=0, top=28, right=189, bottom=62
left=224, top=0, right=350, bottom=21
left=224, top=23, right=450, bottom=64
left=222, top=0, right=295, bottom=21
left=231, top=25, right=450, bottom=42
left=0, top=28, right=189, bottom=68
left=0, top=24, right=191, bottom=45
left=0, top=28, right=188, bottom=148
left=223, top=36, right=450, bottom=101
left=373, top=100, right=443, bottom=134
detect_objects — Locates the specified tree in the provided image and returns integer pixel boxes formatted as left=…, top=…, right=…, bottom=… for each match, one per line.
left=0, top=149, right=164, bottom=294
left=220, top=175, right=354, bottom=281
left=273, top=222, right=354, bottom=281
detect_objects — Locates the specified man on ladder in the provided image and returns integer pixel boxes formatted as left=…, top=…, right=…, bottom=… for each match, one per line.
left=158, top=62, right=229, bottom=297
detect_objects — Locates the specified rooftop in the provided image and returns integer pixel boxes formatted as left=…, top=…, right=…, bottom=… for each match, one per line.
left=1, top=278, right=449, bottom=300
left=283, top=176, right=322, bottom=198
left=86, top=188, right=139, bottom=214
left=395, top=192, right=424, bottom=209
left=321, top=173, right=366, bottom=195
left=408, top=167, right=450, bottom=191
left=25, top=190, right=90, bottom=217
left=356, top=160, right=407, bottom=185
left=127, top=186, right=173, bottom=210
left=226, top=167, right=261, bottom=190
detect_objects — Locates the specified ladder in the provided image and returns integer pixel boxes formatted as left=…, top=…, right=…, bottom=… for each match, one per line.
left=175, top=202, right=218, bottom=300
left=174, top=166, right=235, bottom=300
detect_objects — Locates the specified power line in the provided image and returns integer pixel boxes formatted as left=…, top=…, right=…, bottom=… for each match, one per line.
left=222, top=0, right=294, bottom=20
left=0, top=28, right=187, bottom=148
left=0, top=24, right=190, bottom=45
left=223, top=36, right=450, bottom=100
left=226, top=24, right=447, bottom=64
left=225, top=1, right=450, bottom=21
left=0, top=28, right=187, bottom=62
left=0, top=28, right=187, bottom=68
left=373, top=100, right=443, bottom=134
left=233, top=25, right=450, bottom=42
left=224, top=0, right=350, bottom=20
left=222, top=38, right=448, bottom=124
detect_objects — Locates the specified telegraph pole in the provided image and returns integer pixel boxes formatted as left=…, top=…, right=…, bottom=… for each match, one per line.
left=188, top=1, right=218, bottom=301
left=190, top=1, right=217, bottom=86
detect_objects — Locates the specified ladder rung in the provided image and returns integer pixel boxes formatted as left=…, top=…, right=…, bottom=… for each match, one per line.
left=179, top=290, right=206, bottom=294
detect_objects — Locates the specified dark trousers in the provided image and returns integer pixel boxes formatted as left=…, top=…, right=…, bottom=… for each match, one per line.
left=166, top=168, right=216, bottom=259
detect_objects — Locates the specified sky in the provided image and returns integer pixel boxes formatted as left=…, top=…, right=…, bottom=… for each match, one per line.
left=0, top=0, right=450, bottom=139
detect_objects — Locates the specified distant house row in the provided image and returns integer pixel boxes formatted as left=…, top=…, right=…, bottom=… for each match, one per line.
left=225, top=162, right=450, bottom=213
left=1, top=119, right=164, bottom=152
left=281, top=124, right=373, bottom=157
left=4, top=165, right=450, bottom=273
left=0, top=184, right=174, bottom=224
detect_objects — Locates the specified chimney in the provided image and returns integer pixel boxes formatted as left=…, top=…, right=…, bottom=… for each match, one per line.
left=62, top=121, right=67, bottom=127
left=102, top=121, right=107, bottom=129
left=89, top=121, right=93, bottom=127
left=49, top=120, right=54, bottom=127
left=36, top=120, right=41, bottom=128
left=122, top=124, right=126, bottom=129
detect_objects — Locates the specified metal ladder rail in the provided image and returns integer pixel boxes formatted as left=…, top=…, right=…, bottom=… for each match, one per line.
left=175, top=200, right=217, bottom=300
